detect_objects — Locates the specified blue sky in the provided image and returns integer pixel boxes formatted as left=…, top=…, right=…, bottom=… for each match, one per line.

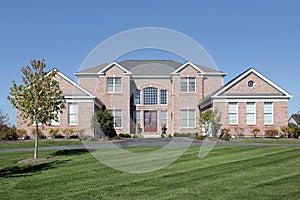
left=0, top=0, right=299, bottom=125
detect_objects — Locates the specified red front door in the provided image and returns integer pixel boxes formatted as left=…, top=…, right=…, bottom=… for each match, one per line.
left=144, top=111, right=157, bottom=132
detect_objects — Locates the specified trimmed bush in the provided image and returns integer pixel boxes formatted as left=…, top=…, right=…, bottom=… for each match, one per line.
left=0, top=127, right=18, bottom=140
left=48, top=128, right=60, bottom=138
left=219, top=128, right=231, bottom=140
left=288, top=123, right=300, bottom=138
left=194, top=133, right=204, bottom=140
left=31, top=128, right=46, bottom=139
left=265, top=129, right=279, bottom=138
left=17, top=129, right=30, bottom=140
left=119, top=133, right=132, bottom=138
left=174, top=132, right=193, bottom=137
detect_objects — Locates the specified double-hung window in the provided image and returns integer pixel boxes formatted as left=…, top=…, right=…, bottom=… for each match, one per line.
left=181, top=77, right=195, bottom=92
left=264, top=102, right=273, bottom=124
left=228, top=102, right=238, bottom=124
left=109, top=110, right=122, bottom=128
left=246, top=102, right=256, bottom=124
left=51, top=112, right=60, bottom=126
left=160, top=110, right=168, bottom=127
left=107, top=77, right=121, bottom=93
left=134, top=110, right=141, bottom=125
left=68, top=103, right=78, bottom=125
left=180, top=110, right=196, bottom=128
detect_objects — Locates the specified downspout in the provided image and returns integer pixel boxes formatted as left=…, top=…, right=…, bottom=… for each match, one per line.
left=202, top=75, right=205, bottom=99
left=171, top=76, right=175, bottom=135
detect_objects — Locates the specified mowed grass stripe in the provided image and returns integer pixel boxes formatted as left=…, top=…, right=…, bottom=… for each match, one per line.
left=1, top=146, right=300, bottom=200
left=49, top=147, right=300, bottom=199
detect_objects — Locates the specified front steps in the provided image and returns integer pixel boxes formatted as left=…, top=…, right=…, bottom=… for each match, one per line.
left=142, top=132, right=161, bottom=138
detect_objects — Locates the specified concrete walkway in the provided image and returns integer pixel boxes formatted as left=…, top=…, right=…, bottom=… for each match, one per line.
left=1, top=138, right=300, bottom=153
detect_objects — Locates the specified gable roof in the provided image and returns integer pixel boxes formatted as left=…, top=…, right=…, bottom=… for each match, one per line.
left=98, top=62, right=132, bottom=75
left=214, top=68, right=291, bottom=98
left=289, top=114, right=300, bottom=125
left=50, top=69, right=104, bottom=107
left=199, top=68, right=292, bottom=106
left=52, top=69, right=95, bottom=97
left=75, top=60, right=225, bottom=77
left=172, top=61, right=225, bottom=75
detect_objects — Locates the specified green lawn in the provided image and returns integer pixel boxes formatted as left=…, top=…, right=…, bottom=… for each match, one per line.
left=0, top=146, right=300, bottom=200
left=0, top=140, right=82, bottom=149
left=230, top=138, right=300, bottom=144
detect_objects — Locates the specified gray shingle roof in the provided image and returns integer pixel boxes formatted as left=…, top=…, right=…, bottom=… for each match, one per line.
left=76, top=60, right=224, bottom=76
left=120, top=60, right=182, bottom=76
left=77, top=63, right=109, bottom=73
left=194, top=63, right=223, bottom=73
left=290, top=114, right=300, bottom=125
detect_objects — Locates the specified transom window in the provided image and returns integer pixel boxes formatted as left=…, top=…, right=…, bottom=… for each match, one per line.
left=134, top=89, right=141, bottom=105
left=264, top=102, right=273, bottom=124
left=107, top=77, right=121, bottom=93
left=181, top=77, right=195, bottom=92
left=228, top=102, right=238, bottom=124
left=143, top=87, right=158, bottom=105
left=160, top=90, right=167, bottom=105
left=246, top=102, right=256, bottom=124
left=180, top=109, right=196, bottom=128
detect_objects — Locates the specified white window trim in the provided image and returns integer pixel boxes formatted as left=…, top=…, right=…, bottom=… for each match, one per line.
left=134, top=89, right=141, bottom=106
left=134, top=110, right=141, bottom=125
left=109, top=110, right=122, bottom=128
left=68, top=103, right=78, bottom=126
left=160, top=110, right=168, bottom=128
left=264, top=102, right=274, bottom=125
left=181, top=77, right=196, bottom=93
left=51, top=112, right=60, bottom=126
left=180, top=109, right=196, bottom=128
left=107, top=77, right=122, bottom=93
left=143, top=87, right=158, bottom=106
left=229, top=102, right=238, bottom=125
left=246, top=102, right=256, bottom=125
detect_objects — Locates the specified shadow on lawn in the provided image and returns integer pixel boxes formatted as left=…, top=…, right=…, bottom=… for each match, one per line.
left=50, top=149, right=94, bottom=157
left=0, top=160, right=69, bottom=178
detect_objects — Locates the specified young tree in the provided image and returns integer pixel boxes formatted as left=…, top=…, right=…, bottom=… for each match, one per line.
left=91, top=110, right=116, bottom=138
left=198, top=110, right=221, bottom=137
left=8, top=59, right=65, bottom=158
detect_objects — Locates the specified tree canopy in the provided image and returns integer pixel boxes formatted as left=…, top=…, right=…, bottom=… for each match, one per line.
left=198, top=109, right=221, bottom=137
left=8, top=59, right=65, bottom=158
left=91, top=110, right=117, bottom=138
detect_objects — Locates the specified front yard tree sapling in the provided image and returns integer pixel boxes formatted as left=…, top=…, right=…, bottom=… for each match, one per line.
left=8, top=59, right=65, bottom=158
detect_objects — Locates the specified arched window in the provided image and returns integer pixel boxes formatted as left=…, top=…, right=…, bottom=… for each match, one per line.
left=143, top=87, right=158, bottom=105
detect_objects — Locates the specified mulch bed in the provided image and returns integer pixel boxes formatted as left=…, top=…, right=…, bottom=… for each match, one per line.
left=17, top=158, right=50, bottom=164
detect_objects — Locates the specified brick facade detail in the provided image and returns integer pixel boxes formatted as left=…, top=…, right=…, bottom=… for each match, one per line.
left=16, top=63, right=291, bottom=138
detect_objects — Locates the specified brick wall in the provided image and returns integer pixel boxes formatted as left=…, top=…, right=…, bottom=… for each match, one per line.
left=16, top=73, right=97, bottom=138
left=216, top=101, right=288, bottom=136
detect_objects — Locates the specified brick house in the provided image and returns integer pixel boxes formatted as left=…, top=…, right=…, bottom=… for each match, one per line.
left=16, top=60, right=292, bottom=138
left=289, top=114, right=300, bottom=127
left=199, top=68, right=292, bottom=136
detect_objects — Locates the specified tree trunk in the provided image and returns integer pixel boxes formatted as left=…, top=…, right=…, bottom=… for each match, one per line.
left=34, top=123, right=39, bottom=158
